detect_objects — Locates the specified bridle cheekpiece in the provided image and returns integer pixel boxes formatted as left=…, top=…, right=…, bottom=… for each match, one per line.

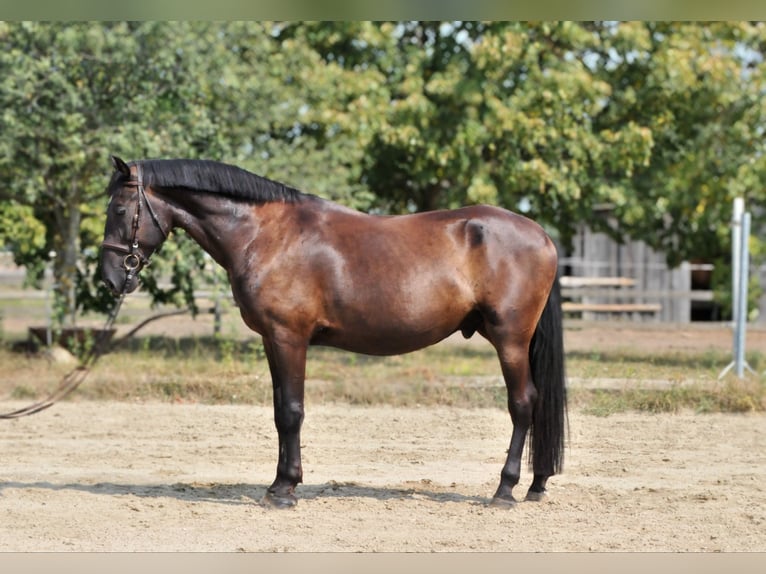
left=101, top=163, right=168, bottom=284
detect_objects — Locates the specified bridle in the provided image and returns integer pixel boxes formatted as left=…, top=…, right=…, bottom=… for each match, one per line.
left=0, top=163, right=168, bottom=420
left=100, top=163, right=168, bottom=280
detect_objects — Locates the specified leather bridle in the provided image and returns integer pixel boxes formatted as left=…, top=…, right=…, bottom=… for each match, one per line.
left=101, top=163, right=168, bottom=280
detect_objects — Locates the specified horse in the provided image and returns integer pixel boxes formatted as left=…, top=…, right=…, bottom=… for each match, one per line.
left=100, top=155, right=567, bottom=509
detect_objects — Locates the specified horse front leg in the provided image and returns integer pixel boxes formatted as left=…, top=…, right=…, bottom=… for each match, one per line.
left=260, top=334, right=307, bottom=509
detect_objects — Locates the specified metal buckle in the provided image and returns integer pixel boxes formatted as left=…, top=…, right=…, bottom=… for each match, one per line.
left=123, top=253, right=142, bottom=271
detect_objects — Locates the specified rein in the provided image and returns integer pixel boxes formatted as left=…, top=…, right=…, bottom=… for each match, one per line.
left=0, top=163, right=163, bottom=420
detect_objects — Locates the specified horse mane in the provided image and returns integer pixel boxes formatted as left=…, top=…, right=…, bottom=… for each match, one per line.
left=136, top=159, right=307, bottom=203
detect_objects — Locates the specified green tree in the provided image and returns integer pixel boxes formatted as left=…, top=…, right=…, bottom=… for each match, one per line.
left=0, top=21, right=223, bottom=325
left=0, top=21, right=388, bottom=324
left=292, top=22, right=657, bottom=248
left=199, top=21, right=387, bottom=209
left=588, top=21, right=766, bottom=266
left=589, top=22, right=766, bottom=315
left=296, top=22, right=765, bottom=242
left=294, top=21, right=765, bottom=315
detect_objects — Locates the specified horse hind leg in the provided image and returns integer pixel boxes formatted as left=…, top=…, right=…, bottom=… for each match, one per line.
left=489, top=336, right=537, bottom=507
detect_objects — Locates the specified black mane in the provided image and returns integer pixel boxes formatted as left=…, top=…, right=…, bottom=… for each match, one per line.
left=135, top=159, right=307, bottom=203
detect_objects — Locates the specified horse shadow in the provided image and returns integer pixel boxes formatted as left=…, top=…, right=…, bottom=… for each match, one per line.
left=0, top=479, right=491, bottom=507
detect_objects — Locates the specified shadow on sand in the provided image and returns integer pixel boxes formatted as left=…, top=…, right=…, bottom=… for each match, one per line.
left=0, top=479, right=493, bottom=508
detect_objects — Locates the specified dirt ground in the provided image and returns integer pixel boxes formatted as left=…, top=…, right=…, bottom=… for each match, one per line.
left=0, top=322, right=765, bottom=552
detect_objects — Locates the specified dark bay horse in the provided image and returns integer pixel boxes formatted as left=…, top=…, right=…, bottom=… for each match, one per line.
left=100, top=156, right=567, bottom=508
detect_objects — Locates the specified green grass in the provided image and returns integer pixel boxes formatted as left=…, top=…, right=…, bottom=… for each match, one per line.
left=0, top=334, right=764, bottom=415
left=567, top=348, right=737, bottom=380
left=573, top=381, right=765, bottom=416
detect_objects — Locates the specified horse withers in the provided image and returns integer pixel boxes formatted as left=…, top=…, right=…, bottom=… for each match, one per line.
left=100, top=155, right=567, bottom=508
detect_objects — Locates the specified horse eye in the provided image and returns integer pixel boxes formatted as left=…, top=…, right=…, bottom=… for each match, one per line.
left=115, top=206, right=127, bottom=215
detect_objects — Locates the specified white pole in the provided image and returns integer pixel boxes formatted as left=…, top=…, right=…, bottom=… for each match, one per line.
left=735, top=212, right=751, bottom=378
left=719, top=199, right=754, bottom=380
left=731, top=198, right=744, bottom=346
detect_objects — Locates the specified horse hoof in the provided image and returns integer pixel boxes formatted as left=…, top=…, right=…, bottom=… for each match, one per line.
left=489, top=495, right=517, bottom=508
left=524, top=490, right=547, bottom=502
left=259, top=492, right=298, bottom=509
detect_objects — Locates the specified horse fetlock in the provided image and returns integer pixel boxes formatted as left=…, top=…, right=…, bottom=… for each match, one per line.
left=500, top=468, right=520, bottom=488
left=280, top=464, right=303, bottom=485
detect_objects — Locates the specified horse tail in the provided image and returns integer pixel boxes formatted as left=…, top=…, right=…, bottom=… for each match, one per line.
left=528, top=272, right=567, bottom=475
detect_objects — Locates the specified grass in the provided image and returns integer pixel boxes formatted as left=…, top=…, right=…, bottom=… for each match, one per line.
left=0, top=333, right=764, bottom=415
left=572, top=380, right=766, bottom=416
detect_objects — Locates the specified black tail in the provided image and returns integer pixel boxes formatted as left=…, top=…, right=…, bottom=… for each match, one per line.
left=528, top=273, right=567, bottom=475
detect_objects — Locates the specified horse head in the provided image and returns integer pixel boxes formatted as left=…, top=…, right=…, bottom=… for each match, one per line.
left=100, top=155, right=170, bottom=295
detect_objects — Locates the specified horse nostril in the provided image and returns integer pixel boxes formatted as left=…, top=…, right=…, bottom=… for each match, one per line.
left=103, top=277, right=118, bottom=294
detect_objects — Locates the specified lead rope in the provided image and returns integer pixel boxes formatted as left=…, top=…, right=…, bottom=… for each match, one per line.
left=0, top=291, right=127, bottom=419
left=0, top=163, right=155, bottom=420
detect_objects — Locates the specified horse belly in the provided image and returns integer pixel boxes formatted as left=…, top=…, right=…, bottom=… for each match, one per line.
left=311, top=324, right=459, bottom=356
left=314, top=277, right=473, bottom=355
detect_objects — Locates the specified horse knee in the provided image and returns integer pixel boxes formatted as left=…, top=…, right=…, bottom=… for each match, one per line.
left=275, top=400, right=304, bottom=433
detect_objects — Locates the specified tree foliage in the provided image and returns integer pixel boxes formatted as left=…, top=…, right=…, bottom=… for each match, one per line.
left=0, top=21, right=379, bottom=324
left=296, top=22, right=765, bottom=263
left=589, top=22, right=766, bottom=266
left=0, top=22, right=223, bottom=323
left=0, top=21, right=764, bottom=324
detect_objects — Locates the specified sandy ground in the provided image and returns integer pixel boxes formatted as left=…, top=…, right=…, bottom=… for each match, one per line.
left=0, top=400, right=764, bottom=552
left=1, top=321, right=765, bottom=552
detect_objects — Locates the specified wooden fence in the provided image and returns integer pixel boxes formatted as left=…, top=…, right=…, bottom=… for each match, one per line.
left=560, top=227, right=716, bottom=323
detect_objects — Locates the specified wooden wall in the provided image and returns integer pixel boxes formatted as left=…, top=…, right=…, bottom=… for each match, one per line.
left=559, top=225, right=712, bottom=323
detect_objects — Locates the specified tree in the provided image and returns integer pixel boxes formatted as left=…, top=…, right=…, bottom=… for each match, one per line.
left=587, top=21, right=766, bottom=266
left=2, top=21, right=764, bottom=325
left=0, top=22, right=224, bottom=325
left=292, top=22, right=657, bottom=248
left=198, top=21, right=388, bottom=209
left=589, top=22, right=766, bottom=315
left=293, top=21, right=766, bottom=314
left=0, top=22, right=389, bottom=324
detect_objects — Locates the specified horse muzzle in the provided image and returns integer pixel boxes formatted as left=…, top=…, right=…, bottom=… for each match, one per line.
left=101, top=242, right=147, bottom=295
left=102, top=268, right=140, bottom=296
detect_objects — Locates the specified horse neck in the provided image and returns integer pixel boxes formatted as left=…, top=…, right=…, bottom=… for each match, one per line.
left=160, top=188, right=259, bottom=268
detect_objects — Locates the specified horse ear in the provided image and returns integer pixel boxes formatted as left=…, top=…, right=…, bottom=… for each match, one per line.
left=111, top=155, right=131, bottom=177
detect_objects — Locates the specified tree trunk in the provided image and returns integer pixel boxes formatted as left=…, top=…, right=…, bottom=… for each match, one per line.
left=52, top=184, right=82, bottom=328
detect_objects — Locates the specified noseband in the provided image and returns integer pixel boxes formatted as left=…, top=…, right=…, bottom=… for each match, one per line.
left=101, top=163, right=168, bottom=282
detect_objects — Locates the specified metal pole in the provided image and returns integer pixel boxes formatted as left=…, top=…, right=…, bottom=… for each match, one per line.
left=731, top=198, right=744, bottom=356
left=735, top=212, right=752, bottom=378
left=719, top=202, right=755, bottom=380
